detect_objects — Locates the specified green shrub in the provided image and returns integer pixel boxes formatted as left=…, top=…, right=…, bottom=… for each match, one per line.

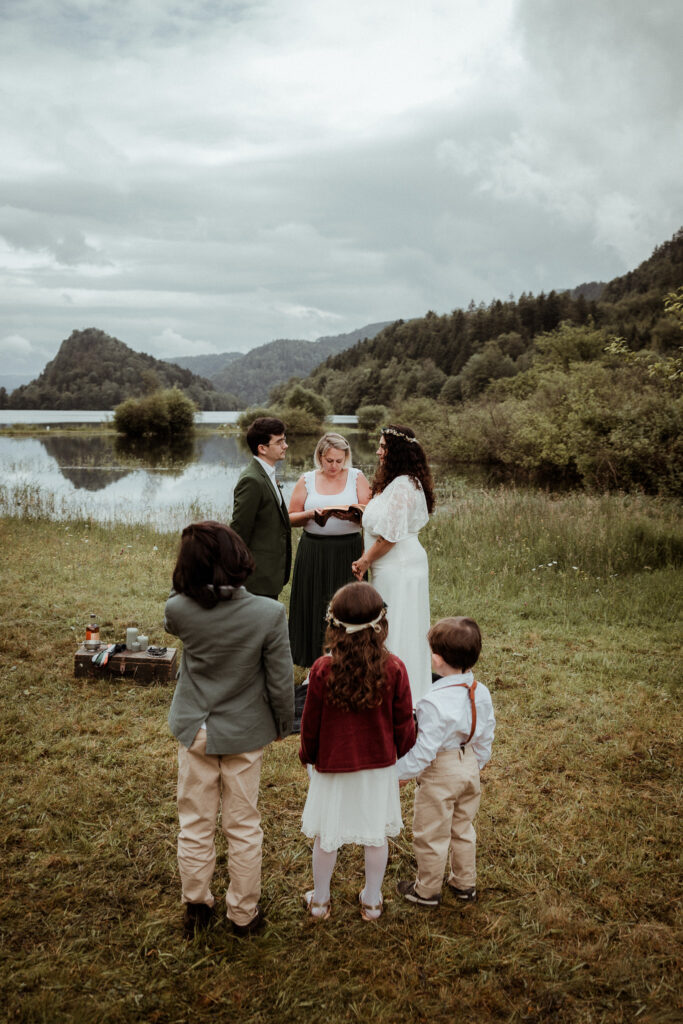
left=458, top=339, right=516, bottom=398
left=164, top=387, right=196, bottom=433
left=235, top=402, right=325, bottom=437
left=235, top=406, right=274, bottom=432
left=439, top=376, right=462, bottom=405
left=113, top=388, right=196, bottom=439
left=278, top=405, right=325, bottom=436
left=356, top=404, right=389, bottom=431
left=389, top=397, right=446, bottom=458
left=444, top=324, right=683, bottom=495
left=282, top=384, right=330, bottom=421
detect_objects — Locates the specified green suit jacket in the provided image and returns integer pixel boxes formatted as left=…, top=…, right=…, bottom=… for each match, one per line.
left=230, top=458, right=292, bottom=598
left=165, top=587, right=294, bottom=754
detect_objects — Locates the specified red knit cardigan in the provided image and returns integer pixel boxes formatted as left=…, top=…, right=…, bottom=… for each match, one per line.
left=298, top=653, right=416, bottom=773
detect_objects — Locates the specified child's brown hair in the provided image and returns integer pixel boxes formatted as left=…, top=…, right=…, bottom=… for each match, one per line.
left=324, top=582, right=389, bottom=712
left=428, top=616, right=481, bottom=672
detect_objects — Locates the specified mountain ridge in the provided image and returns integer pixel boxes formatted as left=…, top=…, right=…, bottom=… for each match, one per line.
left=3, top=230, right=680, bottom=413
left=4, top=329, right=241, bottom=411
left=163, top=322, right=393, bottom=406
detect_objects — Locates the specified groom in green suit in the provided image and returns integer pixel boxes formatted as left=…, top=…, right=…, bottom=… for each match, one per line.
left=230, top=417, right=292, bottom=601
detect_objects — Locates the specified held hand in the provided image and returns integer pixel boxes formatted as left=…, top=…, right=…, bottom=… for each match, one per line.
left=351, top=557, right=366, bottom=580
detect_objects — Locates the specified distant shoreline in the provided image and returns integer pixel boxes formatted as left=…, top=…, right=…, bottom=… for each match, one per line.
left=0, top=410, right=357, bottom=426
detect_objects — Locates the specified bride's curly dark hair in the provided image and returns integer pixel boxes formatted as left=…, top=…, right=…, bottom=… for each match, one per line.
left=324, top=583, right=389, bottom=712
left=371, top=424, right=435, bottom=513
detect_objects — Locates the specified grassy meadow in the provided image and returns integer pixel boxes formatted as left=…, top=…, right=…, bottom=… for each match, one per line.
left=0, top=485, right=681, bottom=1024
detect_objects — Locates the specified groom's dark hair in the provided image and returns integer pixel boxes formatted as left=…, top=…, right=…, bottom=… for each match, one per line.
left=246, top=416, right=286, bottom=455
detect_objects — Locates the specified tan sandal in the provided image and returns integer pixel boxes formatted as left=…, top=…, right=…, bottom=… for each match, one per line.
left=304, top=889, right=331, bottom=921
left=359, top=890, right=383, bottom=921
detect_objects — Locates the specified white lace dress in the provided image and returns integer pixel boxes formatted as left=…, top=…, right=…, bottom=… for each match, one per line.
left=362, top=475, right=431, bottom=704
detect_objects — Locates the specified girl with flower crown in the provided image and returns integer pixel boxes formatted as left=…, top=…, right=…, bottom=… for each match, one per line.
left=299, top=582, right=416, bottom=921
left=352, top=424, right=435, bottom=704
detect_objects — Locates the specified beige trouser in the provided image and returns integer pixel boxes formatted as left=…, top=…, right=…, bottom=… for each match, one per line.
left=412, top=745, right=481, bottom=897
left=177, top=730, right=264, bottom=927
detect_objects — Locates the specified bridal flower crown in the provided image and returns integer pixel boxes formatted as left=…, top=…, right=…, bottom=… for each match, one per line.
left=382, top=427, right=419, bottom=443
left=326, top=606, right=387, bottom=634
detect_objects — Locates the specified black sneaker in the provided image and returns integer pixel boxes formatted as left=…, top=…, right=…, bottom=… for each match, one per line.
left=231, top=905, right=266, bottom=937
left=182, top=901, right=215, bottom=938
left=447, top=883, right=477, bottom=903
left=397, top=880, right=442, bottom=907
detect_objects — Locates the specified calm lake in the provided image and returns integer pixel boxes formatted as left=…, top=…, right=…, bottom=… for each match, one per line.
left=0, top=413, right=379, bottom=531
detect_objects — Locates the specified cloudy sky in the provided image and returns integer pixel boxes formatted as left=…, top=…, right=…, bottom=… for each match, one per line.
left=1, top=0, right=681, bottom=382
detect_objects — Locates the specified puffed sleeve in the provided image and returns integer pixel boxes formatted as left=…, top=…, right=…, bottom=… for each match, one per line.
left=367, top=476, right=428, bottom=542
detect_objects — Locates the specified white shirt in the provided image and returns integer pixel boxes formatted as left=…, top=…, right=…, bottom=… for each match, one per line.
left=254, top=456, right=282, bottom=501
left=395, top=671, right=495, bottom=776
left=303, top=467, right=362, bottom=536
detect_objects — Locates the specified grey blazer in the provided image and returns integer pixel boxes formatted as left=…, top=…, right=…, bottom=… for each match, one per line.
left=230, top=458, right=292, bottom=598
left=165, top=587, right=294, bottom=755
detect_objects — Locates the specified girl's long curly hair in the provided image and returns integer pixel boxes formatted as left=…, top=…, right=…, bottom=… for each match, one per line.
left=324, top=583, right=389, bottom=712
left=371, top=424, right=435, bottom=513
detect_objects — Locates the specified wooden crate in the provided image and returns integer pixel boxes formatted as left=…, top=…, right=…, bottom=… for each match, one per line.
left=74, top=645, right=178, bottom=685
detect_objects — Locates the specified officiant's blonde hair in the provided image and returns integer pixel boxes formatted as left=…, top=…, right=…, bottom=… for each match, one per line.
left=313, top=432, right=352, bottom=470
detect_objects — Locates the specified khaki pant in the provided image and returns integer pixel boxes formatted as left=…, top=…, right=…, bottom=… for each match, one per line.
left=412, top=746, right=481, bottom=897
left=177, top=730, right=264, bottom=927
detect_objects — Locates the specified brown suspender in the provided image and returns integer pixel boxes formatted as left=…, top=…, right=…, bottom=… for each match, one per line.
left=442, top=679, right=478, bottom=745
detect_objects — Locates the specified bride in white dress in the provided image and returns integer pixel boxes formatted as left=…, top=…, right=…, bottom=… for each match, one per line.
left=352, top=425, right=435, bottom=704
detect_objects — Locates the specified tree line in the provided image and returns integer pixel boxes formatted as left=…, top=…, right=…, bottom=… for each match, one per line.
left=300, top=229, right=682, bottom=415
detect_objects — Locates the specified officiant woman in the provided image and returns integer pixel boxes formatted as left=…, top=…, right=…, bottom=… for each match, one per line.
left=288, top=432, right=371, bottom=667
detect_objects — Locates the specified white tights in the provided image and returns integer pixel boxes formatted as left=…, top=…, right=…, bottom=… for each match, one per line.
left=311, top=836, right=388, bottom=919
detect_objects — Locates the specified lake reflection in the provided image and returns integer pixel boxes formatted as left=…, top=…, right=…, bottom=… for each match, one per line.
left=0, top=431, right=380, bottom=529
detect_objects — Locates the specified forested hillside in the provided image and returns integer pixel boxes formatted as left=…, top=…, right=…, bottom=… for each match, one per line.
left=303, top=229, right=683, bottom=413
left=165, top=351, right=242, bottom=378
left=295, top=230, right=682, bottom=494
left=210, top=322, right=391, bottom=405
left=5, top=329, right=241, bottom=410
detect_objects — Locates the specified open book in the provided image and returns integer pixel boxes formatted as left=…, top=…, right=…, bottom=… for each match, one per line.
left=313, top=504, right=366, bottom=527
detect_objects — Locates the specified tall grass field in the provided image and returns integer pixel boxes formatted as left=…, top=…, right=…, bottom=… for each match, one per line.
left=1, top=486, right=681, bottom=1023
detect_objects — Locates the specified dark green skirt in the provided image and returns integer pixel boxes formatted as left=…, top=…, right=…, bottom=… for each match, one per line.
left=288, top=531, right=363, bottom=668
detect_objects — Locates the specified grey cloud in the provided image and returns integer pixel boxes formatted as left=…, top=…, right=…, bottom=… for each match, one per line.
left=0, top=0, right=680, bottom=373
left=1, top=0, right=261, bottom=54
left=0, top=206, right=110, bottom=265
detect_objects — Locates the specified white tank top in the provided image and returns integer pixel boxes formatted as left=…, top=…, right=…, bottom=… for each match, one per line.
left=303, top=467, right=362, bottom=536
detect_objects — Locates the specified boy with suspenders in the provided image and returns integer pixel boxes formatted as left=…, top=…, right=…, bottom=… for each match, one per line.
left=396, top=617, right=495, bottom=907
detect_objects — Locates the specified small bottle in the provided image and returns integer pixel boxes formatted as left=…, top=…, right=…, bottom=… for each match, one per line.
left=85, top=613, right=100, bottom=646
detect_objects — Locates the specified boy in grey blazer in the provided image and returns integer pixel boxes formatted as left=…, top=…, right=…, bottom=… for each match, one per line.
left=165, top=521, right=294, bottom=938
left=230, top=416, right=292, bottom=600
